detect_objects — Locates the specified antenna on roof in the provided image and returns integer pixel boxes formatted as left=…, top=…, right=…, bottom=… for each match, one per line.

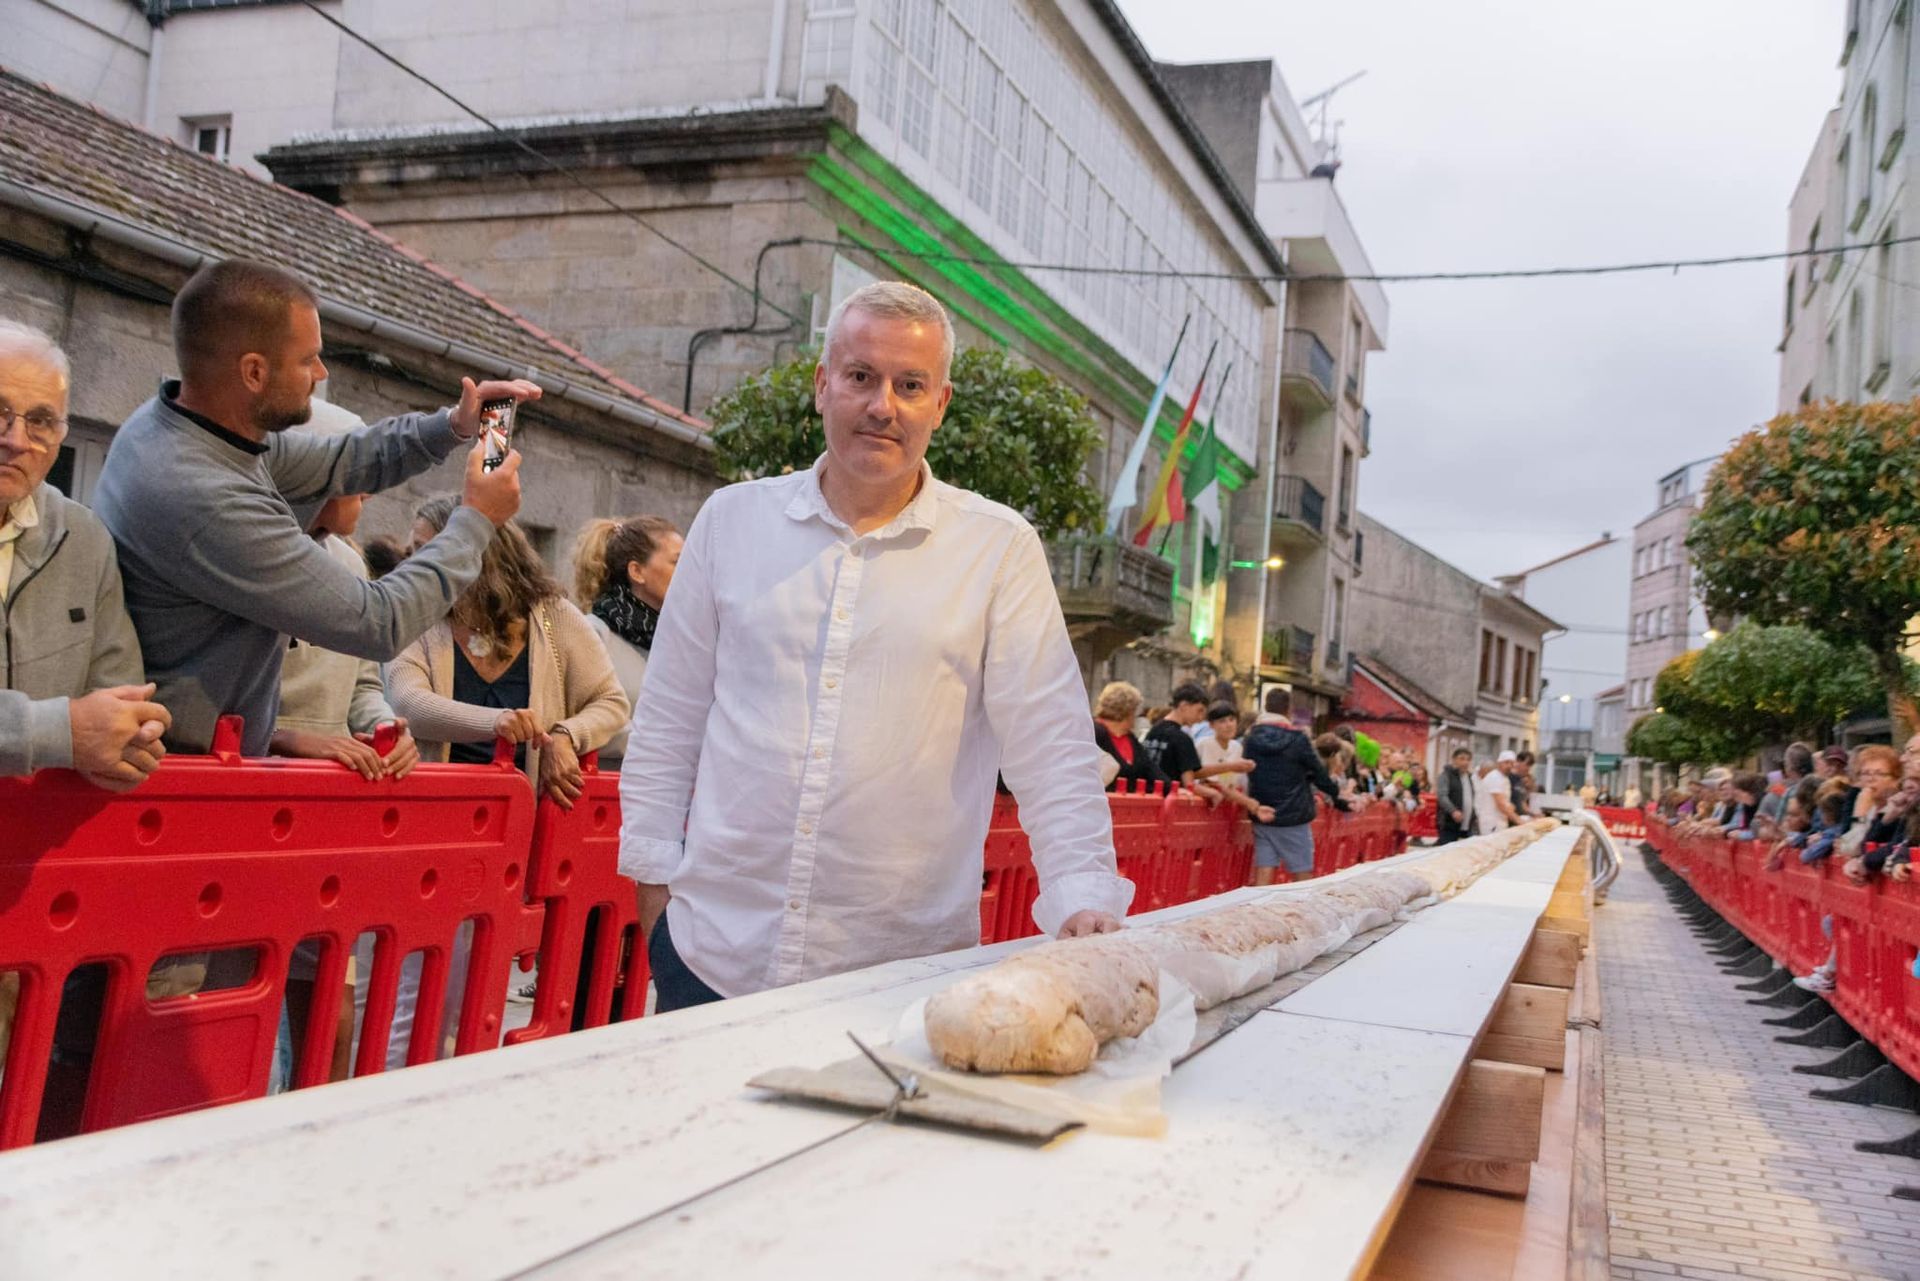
left=1299, top=70, right=1366, bottom=169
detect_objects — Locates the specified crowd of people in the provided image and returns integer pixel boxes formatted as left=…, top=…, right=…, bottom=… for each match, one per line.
left=1655, top=738, right=1916, bottom=992
left=5, top=269, right=1159, bottom=1134
left=1088, top=678, right=1487, bottom=885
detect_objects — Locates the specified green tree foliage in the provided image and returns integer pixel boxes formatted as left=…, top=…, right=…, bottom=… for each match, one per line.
left=1629, top=627, right=1887, bottom=767
left=707, top=346, right=1105, bottom=537
left=1687, top=622, right=1881, bottom=744
left=1688, top=399, right=1920, bottom=734
left=1625, top=711, right=1731, bottom=768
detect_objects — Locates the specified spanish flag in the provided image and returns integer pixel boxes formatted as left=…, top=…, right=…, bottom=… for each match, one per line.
left=1133, top=340, right=1217, bottom=548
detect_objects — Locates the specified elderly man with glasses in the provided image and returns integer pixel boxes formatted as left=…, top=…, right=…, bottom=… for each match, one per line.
left=0, top=319, right=169, bottom=787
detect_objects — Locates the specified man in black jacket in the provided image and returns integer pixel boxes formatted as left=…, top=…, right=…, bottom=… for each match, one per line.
left=1243, top=687, right=1350, bottom=884
left=1437, top=746, right=1477, bottom=845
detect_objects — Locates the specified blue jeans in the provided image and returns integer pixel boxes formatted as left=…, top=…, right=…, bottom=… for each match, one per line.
left=648, top=915, right=724, bottom=1014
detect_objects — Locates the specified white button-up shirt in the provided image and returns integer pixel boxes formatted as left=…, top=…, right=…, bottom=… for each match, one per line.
left=617, top=458, right=1134, bottom=997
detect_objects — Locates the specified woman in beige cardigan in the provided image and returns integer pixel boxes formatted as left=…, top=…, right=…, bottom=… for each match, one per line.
left=388, top=497, right=630, bottom=809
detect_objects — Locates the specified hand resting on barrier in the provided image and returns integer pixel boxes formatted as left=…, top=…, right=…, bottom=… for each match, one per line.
left=69, top=684, right=171, bottom=792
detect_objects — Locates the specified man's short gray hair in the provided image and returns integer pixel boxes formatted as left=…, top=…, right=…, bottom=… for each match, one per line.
left=822, top=280, right=955, bottom=377
left=0, top=319, right=72, bottom=389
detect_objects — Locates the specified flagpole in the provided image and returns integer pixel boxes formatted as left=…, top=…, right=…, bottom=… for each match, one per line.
left=1105, top=314, right=1192, bottom=535
left=1189, top=362, right=1234, bottom=621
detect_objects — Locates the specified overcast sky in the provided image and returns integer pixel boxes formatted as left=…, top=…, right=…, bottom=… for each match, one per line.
left=1119, top=0, right=1844, bottom=581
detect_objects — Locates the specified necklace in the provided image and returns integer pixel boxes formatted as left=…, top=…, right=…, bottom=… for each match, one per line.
left=462, top=630, right=494, bottom=660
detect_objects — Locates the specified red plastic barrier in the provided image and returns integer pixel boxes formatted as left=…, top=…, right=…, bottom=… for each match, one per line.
left=1651, top=819, right=1920, bottom=1086
left=979, top=794, right=1038, bottom=945
left=1407, top=794, right=1437, bottom=842
left=505, top=759, right=650, bottom=1044
left=1594, top=805, right=1646, bottom=841
left=0, top=719, right=540, bottom=1150
left=1873, top=877, right=1920, bottom=1081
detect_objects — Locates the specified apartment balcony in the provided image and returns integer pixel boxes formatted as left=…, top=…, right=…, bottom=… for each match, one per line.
left=1325, top=636, right=1342, bottom=668
left=1360, top=407, right=1372, bottom=456
left=1263, top=625, right=1316, bottom=678
left=1552, top=729, right=1594, bottom=755
left=1280, top=328, right=1336, bottom=409
left=1272, top=474, right=1327, bottom=549
left=1344, top=371, right=1361, bottom=405
left=1046, top=533, right=1174, bottom=643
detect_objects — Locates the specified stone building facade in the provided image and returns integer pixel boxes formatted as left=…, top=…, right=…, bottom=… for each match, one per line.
left=0, top=70, right=713, bottom=574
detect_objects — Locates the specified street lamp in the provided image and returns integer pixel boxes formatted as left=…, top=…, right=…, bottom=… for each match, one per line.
left=1558, top=694, right=1572, bottom=703
left=1265, top=555, right=1284, bottom=570
left=1703, top=628, right=1721, bottom=643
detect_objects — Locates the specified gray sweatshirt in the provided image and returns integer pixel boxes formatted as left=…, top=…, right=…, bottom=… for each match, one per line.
left=94, top=383, right=494, bottom=755
left=0, top=483, right=145, bottom=774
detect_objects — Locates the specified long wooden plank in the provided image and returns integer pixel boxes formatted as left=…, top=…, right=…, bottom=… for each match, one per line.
left=1515, top=929, right=1582, bottom=989
left=1481, top=983, right=1570, bottom=1071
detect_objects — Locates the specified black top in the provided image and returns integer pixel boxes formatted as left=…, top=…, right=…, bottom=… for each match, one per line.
left=448, top=642, right=531, bottom=768
left=162, top=383, right=268, bottom=456
left=1243, top=719, right=1348, bottom=827
left=1144, top=718, right=1204, bottom=782
left=1094, top=722, right=1170, bottom=791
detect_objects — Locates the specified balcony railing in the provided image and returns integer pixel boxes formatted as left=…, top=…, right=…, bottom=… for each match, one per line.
left=1325, top=636, right=1342, bottom=667
left=1360, top=407, right=1371, bottom=454
left=1264, top=625, right=1316, bottom=674
left=1344, top=371, right=1361, bottom=404
left=1353, top=529, right=1364, bottom=570
left=1273, top=475, right=1326, bottom=536
left=1281, top=328, right=1336, bottom=404
left=1046, top=534, right=1174, bottom=636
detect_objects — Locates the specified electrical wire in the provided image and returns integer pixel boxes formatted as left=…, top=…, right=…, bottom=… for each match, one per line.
left=291, top=4, right=1920, bottom=295
left=295, top=1, right=806, bottom=327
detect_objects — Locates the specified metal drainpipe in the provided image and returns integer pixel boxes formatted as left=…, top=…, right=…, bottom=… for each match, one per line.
left=762, top=0, right=792, bottom=103
left=141, top=6, right=166, bottom=132
left=1251, top=369, right=1282, bottom=693
left=682, top=236, right=808, bottom=413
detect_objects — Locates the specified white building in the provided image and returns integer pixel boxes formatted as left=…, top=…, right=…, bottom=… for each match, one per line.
left=1786, top=0, right=1919, bottom=403
left=1498, top=534, right=1632, bottom=793
left=9, top=0, right=1300, bottom=698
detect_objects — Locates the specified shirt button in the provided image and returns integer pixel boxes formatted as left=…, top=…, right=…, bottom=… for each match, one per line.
left=813, top=747, right=825, bottom=760
left=799, top=822, right=813, bottom=835
left=825, top=678, right=838, bottom=690
left=789, top=899, right=802, bottom=911
left=835, top=608, right=849, bottom=622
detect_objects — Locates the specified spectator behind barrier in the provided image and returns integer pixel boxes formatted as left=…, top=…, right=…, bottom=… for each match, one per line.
left=269, top=399, right=420, bottom=783
left=568, top=514, right=681, bottom=768
left=0, top=322, right=185, bottom=1139
left=1196, top=701, right=1247, bottom=792
left=386, top=495, right=629, bottom=809
left=361, top=535, right=407, bottom=580
left=1437, top=747, right=1478, bottom=845
left=1477, top=756, right=1519, bottom=833
left=1244, top=686, right=1349, bottom=886
left=1145, top=682, right=1255, bottom=798
left=1093, top=680, right=1170, bottom=793
left=92, top=258, right=535, bottom=756
left=0, top=321, right=169, bottom=788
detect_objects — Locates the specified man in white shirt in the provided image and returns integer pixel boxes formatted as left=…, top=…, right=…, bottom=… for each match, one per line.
left=1476, top=754, right=1520, bottom=833
left=618, top=282, right=1133, bottom=1010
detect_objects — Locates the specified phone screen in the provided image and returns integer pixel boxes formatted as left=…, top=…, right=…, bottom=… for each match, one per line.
left=479, top=398, right=516, bottom=472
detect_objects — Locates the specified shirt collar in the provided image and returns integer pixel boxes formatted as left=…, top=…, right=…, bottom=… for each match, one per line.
left=784, top=454, right=939, bottom=541
left=1, top=491, right=39, bottom=538
left=161, top=379, right=269, bottom=456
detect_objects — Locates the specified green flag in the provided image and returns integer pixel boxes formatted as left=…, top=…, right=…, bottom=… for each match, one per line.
left=1183, top=423, right=1222, bottom=584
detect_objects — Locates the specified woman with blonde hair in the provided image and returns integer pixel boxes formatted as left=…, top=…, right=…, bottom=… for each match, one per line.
left=1092, top=681, right=1169, bottom=792
left=566, top=514, right=682, bottom=766
left=388, top=496, right=630, bottom=806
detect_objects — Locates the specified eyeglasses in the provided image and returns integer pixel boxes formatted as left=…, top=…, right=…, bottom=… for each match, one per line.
left=0, top=402, right=68, bottom=451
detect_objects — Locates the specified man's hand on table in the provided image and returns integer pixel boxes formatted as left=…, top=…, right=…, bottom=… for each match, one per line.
left=1057, top=910, right=1122, bottom=938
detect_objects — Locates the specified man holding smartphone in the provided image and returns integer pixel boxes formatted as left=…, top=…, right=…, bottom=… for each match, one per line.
left=95, top=258, right=537, bottom=756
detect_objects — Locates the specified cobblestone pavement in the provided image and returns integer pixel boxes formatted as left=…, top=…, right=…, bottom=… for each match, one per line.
left=1601, top=855, right=1920, bottom=1281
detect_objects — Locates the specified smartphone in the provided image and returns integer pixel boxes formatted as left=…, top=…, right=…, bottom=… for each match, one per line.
left=479, top=397, right=517, bottom=472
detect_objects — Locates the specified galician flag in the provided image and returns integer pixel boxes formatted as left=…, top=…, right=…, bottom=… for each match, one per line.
left=1184, top=362, right=1233, bottom=585
left=1133, top=340, right=1218, bottom=548
left=1105, top=315, right=1191, bottom=535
